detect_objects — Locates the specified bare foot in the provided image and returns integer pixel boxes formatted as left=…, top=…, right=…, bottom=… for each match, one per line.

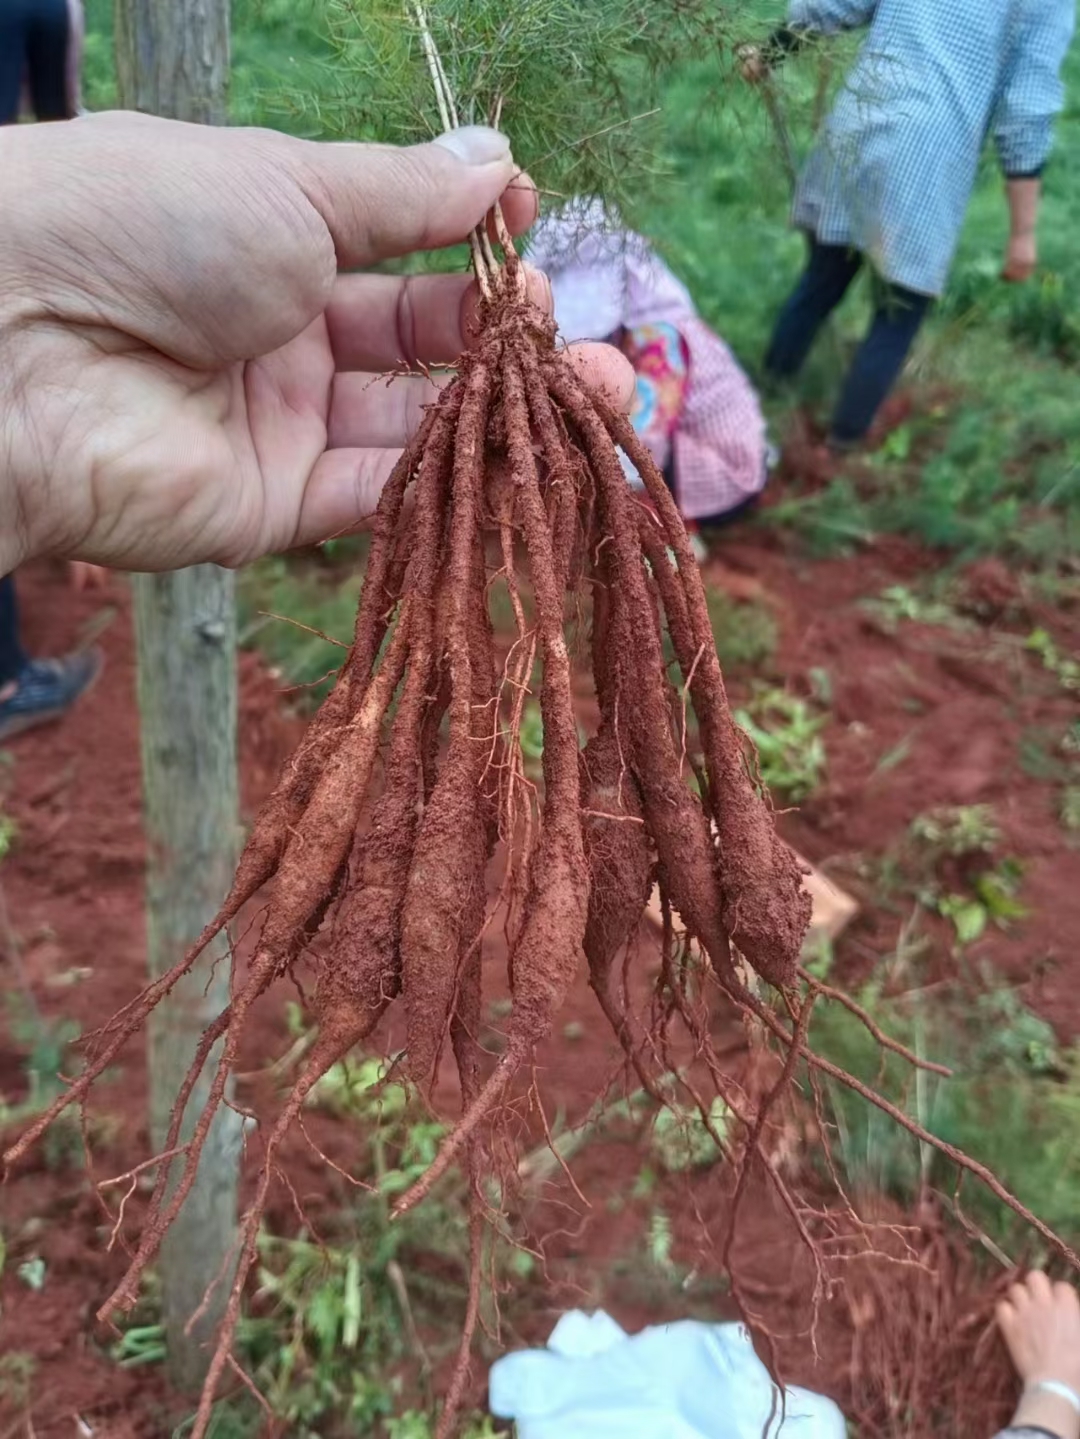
left=997, top=1272, right=1080, bottom=1439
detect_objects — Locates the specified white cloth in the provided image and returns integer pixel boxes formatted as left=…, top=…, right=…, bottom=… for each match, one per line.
left=489, top=1309, right=847, bottom=1439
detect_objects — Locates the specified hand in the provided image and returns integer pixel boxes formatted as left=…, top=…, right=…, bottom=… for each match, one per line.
left=997, top=1271, right=1080, bottom=1390
left=1003, top=231, right=1037, bottom=282
left=736, top=43, right=769, bottom=84
left=0, top=113, right=633, bottom=575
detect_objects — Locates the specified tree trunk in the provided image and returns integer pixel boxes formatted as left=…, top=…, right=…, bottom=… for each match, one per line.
left=134, top=571, right=242, bottom=1392
left=115, top=0, right=229, bottom=125
left=114, top=0, right=240, bottom=1394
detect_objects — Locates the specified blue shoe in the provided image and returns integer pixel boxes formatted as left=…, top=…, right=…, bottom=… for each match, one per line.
left=0, top=649, right=104, bottom=741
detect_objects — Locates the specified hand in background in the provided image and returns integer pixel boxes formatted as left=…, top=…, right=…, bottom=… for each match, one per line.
left=997, top=1272, right=1080, bottom=1439
left=736, top=43, right=769, bottom=84
left=1002, top=230, right=1038, bottom=282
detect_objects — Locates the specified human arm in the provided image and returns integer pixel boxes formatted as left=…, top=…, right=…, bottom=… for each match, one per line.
left=1002, top=178, right=1041, bottom=282
left=993, top=0, right=1074, bottom=279
left=0, top=114, right=632, bottom=576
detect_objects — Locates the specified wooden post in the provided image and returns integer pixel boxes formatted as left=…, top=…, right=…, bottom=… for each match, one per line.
left=114, top=0, right=241, bottom=1394
left=115, top=0, right=230, bottom=125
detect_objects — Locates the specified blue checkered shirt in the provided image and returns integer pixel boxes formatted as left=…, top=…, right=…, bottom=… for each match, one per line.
left=787, top=0, right=1075, bottom=296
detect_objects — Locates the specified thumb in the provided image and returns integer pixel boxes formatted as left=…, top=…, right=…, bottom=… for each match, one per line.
left=290, top=127, right=516, bottom=268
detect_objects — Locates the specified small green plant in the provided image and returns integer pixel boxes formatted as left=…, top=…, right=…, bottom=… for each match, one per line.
left=646, top=1207, right=676, bottom=1276
left=971, top=987, right=1061, bottom=1076
left=0, top=1352, right=36, bottom=1412
left=114, top=1323, right=169, bottom=1368
left=385, top=1414, right=505, bottom=1439
left=930, top=860, right=1026, bottom=949
left=0, top=809, right=16, bottom=863
left=934, top=867, right=1025, bottom=946
left=900, top=806, right=1026, bottom=948
left=311, top=1055, right=446, bottom=1196
left=909, top=804, right=1000, bottom=859
left=649, top=1096, right=729, bottom=1172
left=861, top=584, right=964, bottom=634
left=1019, top=726, right=1072, bottom=782
left=237, top=557, right=361, bottom=707
left=1026, top=627, right=1080, bottom=692
left=879, top=423, right=913, bottom=464
left=240, top=1218, right=498, bottom=1437
left=171, top=1404, right=261, bottom=1439
left=734, top=686, right=827, bottom=803
left=5, top=1001, right=80, bottom=1112
left=1061, top=785, right=1080, bottom=834
left=517, top=699, right=586, bottom=781
left=519, top=699, right=545, bottom=779
left=764, top=477, right=878, bottom=559
left=802, top=930, right=834, bottom=979
left=0, top=998, right=84, bottom=1168
left=703, top=588, right=777, bottom=673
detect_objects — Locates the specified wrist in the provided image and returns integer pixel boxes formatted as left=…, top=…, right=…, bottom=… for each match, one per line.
left=1014, top=1382, right=1080, bottom=1439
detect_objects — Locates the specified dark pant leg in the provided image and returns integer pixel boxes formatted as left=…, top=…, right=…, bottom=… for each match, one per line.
left=695, top=494, right=762, bottom=529
left=829, top=279, right=933, bottom=444
left=764, top=239, right=863, bottom=381
left=0, top=577, right=29, bottom=687
left=25, top=0, right=71, bottom=121
left=0, top=0, right=27, bottom=126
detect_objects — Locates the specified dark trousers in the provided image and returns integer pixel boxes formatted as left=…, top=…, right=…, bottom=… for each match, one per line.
left=0, top=577, right=28, bottom=687
left=0, top=0, right=71, bottom=126
left=765, top=239, right=933, bottom=444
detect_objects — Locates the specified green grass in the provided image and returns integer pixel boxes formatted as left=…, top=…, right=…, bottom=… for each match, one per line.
left=237, top=556, right=360, bottom=705
left=705, top=589, right=778, bottom=673
left=810, top=980, right=1080, bottom=1259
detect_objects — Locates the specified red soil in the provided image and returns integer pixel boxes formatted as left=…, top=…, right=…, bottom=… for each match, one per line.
left=0, top=538, right=1076, bottom=1435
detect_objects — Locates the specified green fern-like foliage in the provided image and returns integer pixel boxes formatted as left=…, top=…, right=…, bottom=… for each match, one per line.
left=252, top=0, right=746, bottom=220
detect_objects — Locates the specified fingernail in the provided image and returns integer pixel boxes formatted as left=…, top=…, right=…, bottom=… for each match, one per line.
left=433, top=125, right=511, bottom=165
left=540, top=269, right=554, bottom=313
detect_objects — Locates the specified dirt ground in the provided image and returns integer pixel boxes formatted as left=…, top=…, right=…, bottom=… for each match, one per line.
left=0, top=539, right=1076, bottom=1436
